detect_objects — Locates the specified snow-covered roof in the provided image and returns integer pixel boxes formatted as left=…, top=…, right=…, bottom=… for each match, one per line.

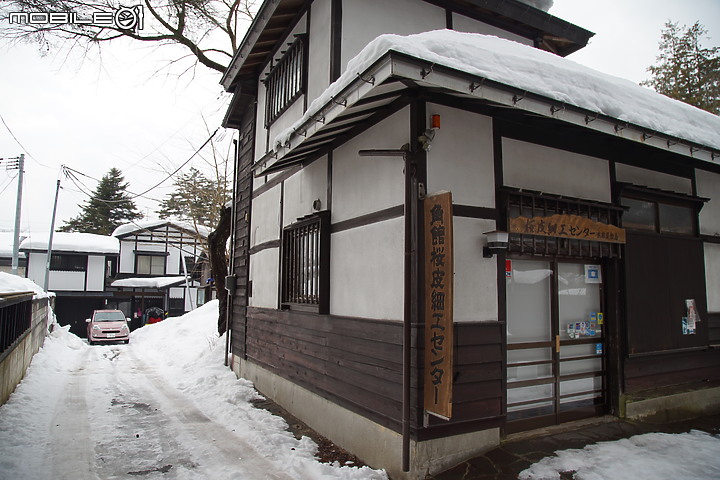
left=111, top=276, right=188, bottom=289
left=271, top=30, right=720, bottom=169
left=0, top=232, right=26, bottom=258
left=0, top=272, right=51, bottom=298
left=20, top=232, right=119, bottom=255
left=112, top=221, right=211, bottom=239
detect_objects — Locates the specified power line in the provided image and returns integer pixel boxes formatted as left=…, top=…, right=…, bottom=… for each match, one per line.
left=0, top=112, right=52, bottom=169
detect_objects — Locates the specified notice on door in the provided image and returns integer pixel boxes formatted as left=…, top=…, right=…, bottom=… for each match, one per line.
left=423, top=191, right=453, bottom=420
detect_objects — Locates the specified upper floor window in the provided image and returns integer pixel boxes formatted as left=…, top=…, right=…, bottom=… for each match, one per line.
left=264, top=34, right=307, bottom=127
left=50, top=254, right=87, bottom=272
left=136, top=253, right=166, bottom=275
left=621, top=195, right=697, bottom=236
left=281, top=211, right=330, bottom=313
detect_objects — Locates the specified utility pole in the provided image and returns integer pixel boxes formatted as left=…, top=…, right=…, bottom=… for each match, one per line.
left=44, top=177, right=62, bottom=292
left=11, top=154, right=24, bottom=276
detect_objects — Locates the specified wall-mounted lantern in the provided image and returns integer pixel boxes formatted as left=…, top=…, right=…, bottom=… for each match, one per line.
left=483, top=230, right=509, bottom=258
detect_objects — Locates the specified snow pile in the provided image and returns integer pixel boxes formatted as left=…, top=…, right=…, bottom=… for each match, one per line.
left=0, top=271, right=52, bottom=299
left=276, top=30, right=720, bottom=153
left=520, top=430, right=720, bottom=480
left=131, top=301, right=388, bottom=479
left=20, top=232, right=119, bottom=254
left=111, top=276, right=188, bottom=288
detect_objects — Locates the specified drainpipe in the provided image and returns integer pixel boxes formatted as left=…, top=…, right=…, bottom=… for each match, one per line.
left=225, top=138, right=239, bottom=368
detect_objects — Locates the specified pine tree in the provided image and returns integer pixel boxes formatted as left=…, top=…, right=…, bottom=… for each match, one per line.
left=59, top=168, right=142, bottom=235
left=642, top=21, right=720, bottom=115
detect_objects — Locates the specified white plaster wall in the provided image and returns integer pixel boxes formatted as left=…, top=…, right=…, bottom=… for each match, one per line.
left=251, top=184, right=282, bottom=247
left=119, top=241, right=135, bottom=273
left=341, top=0, right=445, bottom=72
left=453, top=217, right=498, bottom=322
left=86, top=255, right=105, bottom=292
left=332, top=107, right=408, bottom=223
left=452, top=13, right=532, bottom=46
left=696, top=169, right=720, bottom=236
left=26, top=252, right=46, bottom=287
left=616, top=163, right=693, bottom=195
left=249, top=247, right=280, bottom=309
left=166, top=246, right=180, bottom=275
left=268, top=96, right=308, bottom=152
left=425, top=104, right=494, bottom=207
left=255, top=70, right=268, bottom=159
left=502, top=139, right=611, bottom=203
left=49, top=271, right=85, bottom=291
left=308, top=0, right=332, bottom=105
left=705, top=243, right=720, bottom=313
left=283, top=156, right=328, bottom=227
left=330, top=217, right=404, bottom=320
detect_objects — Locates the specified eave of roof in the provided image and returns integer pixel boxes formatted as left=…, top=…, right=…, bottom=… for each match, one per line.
left=220, top=0, right=594, bottom=92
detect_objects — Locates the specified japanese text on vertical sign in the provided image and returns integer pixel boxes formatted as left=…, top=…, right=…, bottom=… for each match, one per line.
left=424, top=192, right=453, bottom=420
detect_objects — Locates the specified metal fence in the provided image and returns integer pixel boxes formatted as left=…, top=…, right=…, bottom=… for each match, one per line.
left=0, top=292, right=33, bottom=355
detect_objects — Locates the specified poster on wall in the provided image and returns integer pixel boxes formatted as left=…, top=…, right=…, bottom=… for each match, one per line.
left=585, top=264, right=602, bottom=284
left=423, top=191, right=454, bottom=420
left=682, top=299, right=700, bottom=335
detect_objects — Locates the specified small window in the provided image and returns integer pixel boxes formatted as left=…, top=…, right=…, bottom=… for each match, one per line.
left=264, top=35, right=307, bottom=127
left=621, top=198, right=656, bottom=232
left=281, top=211, right=330, bottom=313
left=50, top=254, right=87, bottom=272
left=137, top=254, right=165, bottom=275
left=659, top=204, right=695, bottom=235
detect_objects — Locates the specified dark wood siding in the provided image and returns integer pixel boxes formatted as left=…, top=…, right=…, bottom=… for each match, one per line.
left=231, top=96, right=256, bottom=359
left=245, top=307, right=504, bottom=438
left=625, top=349, right=720, bottom=393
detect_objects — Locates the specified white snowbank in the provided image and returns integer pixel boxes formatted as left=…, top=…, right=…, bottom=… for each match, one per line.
left=0, top=271, right=52, bottom=299
left=111, top=276, right=188, bottom=289
left=520, top=430, right=720, bottom=480
left=130, top=301, right=388, bottom=479
left=276, top=30, right=720, bottom=153
left=20, top=232, right=119, bottom=254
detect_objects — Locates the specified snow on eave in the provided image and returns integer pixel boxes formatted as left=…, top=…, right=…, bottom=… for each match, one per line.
left=111, top=276, right=188, bottom=289
left=271, top=30, right=720, bottom=166
left=19, top=232, right=119, bottom=255
left=112, top=221, right=211, bottom=239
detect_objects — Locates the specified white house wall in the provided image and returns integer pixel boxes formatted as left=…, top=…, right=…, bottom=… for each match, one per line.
left=251, top=184, right=282, bottom=247
left=502, top=138, right=612, bottom=203
left=425, top=104, right=494, bottom=208
left=615, top=163, right=693, bottom=195
left=705, top=243, right=720, bottom=314
left=308, top=0, right=332, bottom=105
left=26, top=252, right=46, bottom=287
left=451, top=12, right=532, bottom=46
left=119, top=243, right=135, bottom=273
left=86, top=255, right=105, bottom=292
left=697, top=169, right=720, bottom=236
left=453, top=217, right=498, bottom=322
left=331, top=107, right=408, bottom=223
left=283, top=156, right=328, bottom=227
left=166, top=246, right=180, bottom=275
left=249, top=247, right=280, bottom=309
left=330, top=217, right=404, bottom=320
left=341, top=0, right=445, bottom=73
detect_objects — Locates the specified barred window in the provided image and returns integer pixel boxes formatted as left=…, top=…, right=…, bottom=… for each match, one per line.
left=281, top=211, right=330, bottom=313
left=264, top=34, right=307, bottom=127
left=50, top=254, right=87, bottom=272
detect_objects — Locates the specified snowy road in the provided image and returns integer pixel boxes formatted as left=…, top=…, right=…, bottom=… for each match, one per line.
left=0, top=302, right=387, bottom=480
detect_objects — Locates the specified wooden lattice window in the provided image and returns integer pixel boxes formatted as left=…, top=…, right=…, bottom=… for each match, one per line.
left=281, top=211, right=330, bottom=313
left=264, top=34, right=307, bottom=127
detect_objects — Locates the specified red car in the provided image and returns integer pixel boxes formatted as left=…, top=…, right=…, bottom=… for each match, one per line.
left=86, top=310, right=131, bottom=345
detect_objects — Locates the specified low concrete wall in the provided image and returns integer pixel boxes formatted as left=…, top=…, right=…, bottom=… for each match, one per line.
left=0, top=297, right=52, bottom=406
left=624, top=385, right=720, bottom=422
left=232, top=355, right=499, bottom=480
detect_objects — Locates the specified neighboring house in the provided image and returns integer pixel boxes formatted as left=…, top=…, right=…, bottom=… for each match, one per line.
left=0, top=232, right=27, bottom=276
left=20, top=232, right=119, bottom=337
left=110, top=221, right=209, bottom=323
left=220, top=1, right=720, bottom=478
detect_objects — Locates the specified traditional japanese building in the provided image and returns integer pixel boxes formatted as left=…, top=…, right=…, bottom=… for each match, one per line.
left=220, top=1, right=720, bottom=478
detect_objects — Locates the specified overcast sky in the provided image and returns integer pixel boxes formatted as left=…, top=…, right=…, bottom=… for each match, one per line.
left=1, top=0, right=719, bottom=234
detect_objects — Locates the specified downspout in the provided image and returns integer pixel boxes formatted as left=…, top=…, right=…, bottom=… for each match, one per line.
left=225, top=138, right=239, bottom=367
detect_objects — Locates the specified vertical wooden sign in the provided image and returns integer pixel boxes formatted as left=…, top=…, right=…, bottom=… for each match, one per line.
left=423, top=191, right=453, bottom=420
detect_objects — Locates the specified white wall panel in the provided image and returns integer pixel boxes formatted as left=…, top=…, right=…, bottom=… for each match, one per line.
left=86, top=255, right=105, bottom=292
left=705, top=243, right=720, bottom=313
left=330, top=217, right=404, bottom=320
left=616, top=163, right=693, bottom=195
left=49, top=271, right=85, bottom=292
left=26, top=252, right=46, bottom=287
left=452, top=13, right=531, bottom=45
left=341, top=0, right=445, bottom=72
left=453, top=217, right=498, bottom=322
left=503, top=139, right=611, bottom=203
left=283, top=156, right=328, bottom=227
left=308, top=0, right=332, bottom=105
left=426, top=104, right=494, bottom=207
left=696, top=169, right=720, bottom=236
left=332, top=107, right=408, bottom=223
left=119, top=243, right=135, bottom=273
left=249, top=248, right=280, bottom=308
left=251, top=184, right=282, bottom=247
